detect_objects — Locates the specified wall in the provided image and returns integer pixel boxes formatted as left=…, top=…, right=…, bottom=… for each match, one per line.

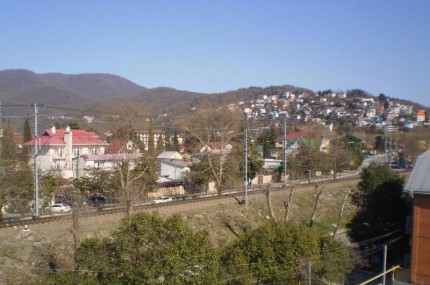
left=411, top=194, right=430, bottom=285
left=148, top=186, right=185, bottom=198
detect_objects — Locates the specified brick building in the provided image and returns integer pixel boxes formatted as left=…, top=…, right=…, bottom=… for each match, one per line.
left=404, top=149, right=430, bottom=284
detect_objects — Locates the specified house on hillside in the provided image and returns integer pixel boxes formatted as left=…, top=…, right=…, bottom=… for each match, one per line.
left=416, top=110, right=426, bottom=123
left=275, top=131, right=326, bottom=156
left=24, top=126, right=109, bottom=179
left=404, top=149, right=430, bottom=284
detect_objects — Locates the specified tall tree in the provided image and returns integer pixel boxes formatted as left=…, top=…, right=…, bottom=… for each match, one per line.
left=1, top=123, right=16, bottom=162
left=147, top=119, right=155, bottom=154
left=179, top=105, right=243, bottom=195
left=23, top=118, right=32, bottom=142
left=347, top=164, right=412, bottom=258
left=156, top=133, right=164, bottom=153
left=112, top=153, right=158, bottom=217
left=0, top=123, right=33, bottom=217
left=172, top=131, right=180, bottom=152
left=21, top=118, right=32, bottom=162
left=256, top=127, right=277, bottom=159
left=99, top=100, right=157, bottom=217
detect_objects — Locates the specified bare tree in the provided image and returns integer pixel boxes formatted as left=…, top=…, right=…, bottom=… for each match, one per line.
left=114, top=154, right=157, bottom=217
left=178, top=105, right=243, bottom=195
left=333, top=187, right=353, bottom=236
left=284, top=184, right=295, bottom=224
left=100, top=100, right=158, bottom=217
left=265, top=184, right=276, bottom=221
left=309, top=183, right=326, bottom=228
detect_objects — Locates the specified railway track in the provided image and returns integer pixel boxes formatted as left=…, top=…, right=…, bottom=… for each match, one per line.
left=0, top=175, right=361, bottom=229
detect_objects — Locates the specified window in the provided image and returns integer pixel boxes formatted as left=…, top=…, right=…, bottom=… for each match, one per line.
left=90, top=147, right=98, bottom=155
left=57, top=148, right=64, bottom=157
left=73, top=148, right=81, bottom=156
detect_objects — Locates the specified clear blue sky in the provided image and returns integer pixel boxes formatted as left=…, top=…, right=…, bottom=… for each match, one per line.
left=1, top=0, right=429, bottom=107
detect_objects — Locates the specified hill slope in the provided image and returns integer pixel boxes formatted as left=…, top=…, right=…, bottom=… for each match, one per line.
left=0, top=69, right=146, bottom=104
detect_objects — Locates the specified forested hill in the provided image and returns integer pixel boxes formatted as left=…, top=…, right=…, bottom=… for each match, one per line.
left=1, top=69, right=426, bottom=130
left=0, top=69, right=313, bottom=119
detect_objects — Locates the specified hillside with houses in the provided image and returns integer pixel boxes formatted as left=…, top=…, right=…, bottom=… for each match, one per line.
left=1, top=72, right=430, bottom=285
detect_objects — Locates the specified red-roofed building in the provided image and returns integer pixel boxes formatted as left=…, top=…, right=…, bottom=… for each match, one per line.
left=105, top=140, right=138, bottom=154
left=417, top=110, right=426, bottom=122
left=24, top=126, right=109, bottom=178
left=275, top=131, right=328, bottom=156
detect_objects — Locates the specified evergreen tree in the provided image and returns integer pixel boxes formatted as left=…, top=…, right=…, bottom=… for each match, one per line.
left=173, top=131, right=180, bottom=151
left=156, top=134, right=164, bottom=152
left=147, top=120, right=155, bottom=153
left=164, top=134, right=173, bottom=151
left=53, top=212, right=219, bottom=284
left=0, top=123, right=34, bottom=217
left=221, top=222, right=352, bottom=284
left=21, top=118, right=32, bottom=162
left=23, top=118, right=32, bottom=143
left=347, top=164, right=412, bottom=261
left=256, top=127, right=278, bottom=158
left=1, top=123, right=16, bottom=162
left=69, top=121, right=81, bottom=130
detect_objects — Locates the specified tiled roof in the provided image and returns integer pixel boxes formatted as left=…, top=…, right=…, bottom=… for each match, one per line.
left=277, top=131, right=311, bottom=141
left=24, top=128, right=107, bottom=147
left=105, top=140, right=128, bottom=154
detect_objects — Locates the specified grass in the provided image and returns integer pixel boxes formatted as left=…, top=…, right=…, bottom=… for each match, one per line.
left=312, top=212, right=356, bottom=235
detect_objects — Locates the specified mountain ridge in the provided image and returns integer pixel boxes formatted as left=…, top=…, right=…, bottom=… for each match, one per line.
left=0, top=69, right=427, bottom=131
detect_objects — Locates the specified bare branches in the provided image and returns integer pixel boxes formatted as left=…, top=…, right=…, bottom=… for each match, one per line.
left=265, top=184, right=276, bottom=221
left=309, top=183, right=326, bottom=228
left=284, top=184, right=295, bottom=224
left=333, top=187, right=353, bottom=236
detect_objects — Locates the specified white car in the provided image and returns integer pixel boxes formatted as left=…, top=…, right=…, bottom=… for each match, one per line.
left=153, top=196, right=173, bottom=204
left=47, top=203, right=72, bottom=213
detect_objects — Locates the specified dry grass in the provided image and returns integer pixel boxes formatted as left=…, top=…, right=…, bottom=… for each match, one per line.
left=0, top=179, right=359, bottom=284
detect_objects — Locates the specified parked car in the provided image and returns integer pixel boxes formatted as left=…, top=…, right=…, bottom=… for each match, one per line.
left=86, top=194, right=107, bottom=207
left=47, top=203, right=71, bottom=213
left=153, top=196, right=173, bottom=204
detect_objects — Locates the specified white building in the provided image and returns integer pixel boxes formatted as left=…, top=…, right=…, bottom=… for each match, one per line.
left=136, top=128, right=166, bottom=151
left=25, top=126, right=109, bottom=179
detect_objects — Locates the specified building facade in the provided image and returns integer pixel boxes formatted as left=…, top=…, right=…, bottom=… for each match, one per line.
left=404, top=149, right=430, bottom=284
left=25, top=126, right=109, bottom=179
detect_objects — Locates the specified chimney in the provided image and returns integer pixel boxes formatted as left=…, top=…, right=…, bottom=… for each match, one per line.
left=66, top=125, right=71, bottom=132
left=51, top=126, right=56, bottom=134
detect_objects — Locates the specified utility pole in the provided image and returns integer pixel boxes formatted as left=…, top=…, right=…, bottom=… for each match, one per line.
left=333, top=138, right=338, bottom=180
left=33, top=103, right=40, bottom=218
left=242, top=127, right=248, bottom=206
left=307, top=261, right=312, bottom=285
left=384, top=125, right=389, bottom=165
left=76, top=149, right=80, bottom=178
left=382, top=244, right=387, bottom=285
left=283, top=112, right=288, bottom=185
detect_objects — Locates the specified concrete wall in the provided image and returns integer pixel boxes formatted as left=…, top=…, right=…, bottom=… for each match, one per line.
left=148, top=186, right=185, bottom=198
left=411, top=194, right=430, bottom=285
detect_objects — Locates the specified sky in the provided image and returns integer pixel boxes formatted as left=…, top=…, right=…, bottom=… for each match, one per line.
left=1, top=0, right=429, bottom=107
